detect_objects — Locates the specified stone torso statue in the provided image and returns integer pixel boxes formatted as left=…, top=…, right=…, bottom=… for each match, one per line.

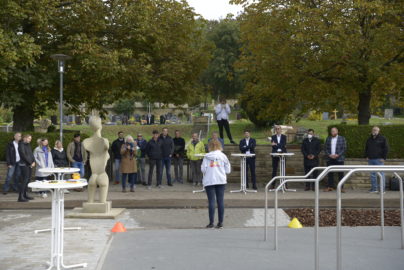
left=83, top=116, right=110, bottom=203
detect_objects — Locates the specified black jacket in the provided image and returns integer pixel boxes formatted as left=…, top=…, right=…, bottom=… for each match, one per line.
left=18, top=142, right=35, bottom=166
left=160, top=135, right=174, bottom=158
left=173, top=137, right=185, bottom=157
left=239, top=138, right=256, bottom=155
left=271, top=134, right=287, bottom=153
left=136, top=139, right=148, bottom=158
left=6, top=141, right=18, bottom=166
left=51, top=148, right=69, bottom=167
left=146, top=138, right=163, bottom=160
left=301, top=137, right=322, bottom=166
left=365, top=134, right=389, bottom=160
left=111, top=138, right=125, bottom=159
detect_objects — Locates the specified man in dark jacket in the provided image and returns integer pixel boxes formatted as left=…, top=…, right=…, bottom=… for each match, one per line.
left=324, top=127, right=347, bottom=192
left=111, top=131, right=125, bottom=185
left=365, top=126, right=389, bottom=193
left=301, top=129, right=322, bottom=191
left=136, top=133, right=148, bottom=185
left=3, top=132, right=22, bottom=194
left=160, top=128, right=174, bottom=186
left=17, top=134, right=35, bottom=202
left=146, top=130, right=163, bottom=188
left=239, top=130, right=257, bottom=190
left=173, top=130, right=185, bottom=184
left=270, top=125, right=287, bottom=188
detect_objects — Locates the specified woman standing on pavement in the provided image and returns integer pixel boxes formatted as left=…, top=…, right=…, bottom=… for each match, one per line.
left=201, top=139, right=231, bottom=229
left=120, top=135, right=138, bottom=192
left=34, top=138, right=55, bottom=198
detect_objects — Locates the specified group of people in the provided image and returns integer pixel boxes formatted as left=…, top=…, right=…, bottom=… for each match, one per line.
left=3, top=132, right=87, bottom=201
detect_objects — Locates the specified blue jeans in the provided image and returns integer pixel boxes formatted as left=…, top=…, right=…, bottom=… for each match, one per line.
left=205, top=184, right=226, bottom=225
left=122, top=173, right=137, bottom=189
left=3, top=165, right=20, bottom=192
left=161, top=157, right=172, bottom=185
left=368, top=159, right=385, bottom=191
left=114, top=159, right=121, bottom=183
left=72, top=162, right=85, bottom=178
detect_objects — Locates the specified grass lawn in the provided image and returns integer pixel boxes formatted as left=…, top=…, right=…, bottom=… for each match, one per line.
left=65, top=118, right=404, bottom=145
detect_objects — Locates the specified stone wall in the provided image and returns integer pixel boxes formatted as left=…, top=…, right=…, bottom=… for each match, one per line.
left=1, top=145, right=403, bottom=189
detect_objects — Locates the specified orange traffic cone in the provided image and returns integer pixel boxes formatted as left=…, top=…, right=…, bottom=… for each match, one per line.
left=111, top=222, right=127, bottom=232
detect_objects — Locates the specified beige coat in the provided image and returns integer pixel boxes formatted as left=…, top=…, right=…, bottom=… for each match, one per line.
left=120, top=144, right=137, bottom=174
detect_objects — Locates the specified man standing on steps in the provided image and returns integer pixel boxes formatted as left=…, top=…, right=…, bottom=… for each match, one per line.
left=270, top=125, right=287, bottom=189
left=215, top=98, right=236, bottom=144
left=173, top=130, right=185, bottom=184
left=301, top=129, right=322, bottom=191
left=136, top=133, right=148, bottom=186
left=67, top=133, right=87, bottom=178
left=324, top=127, right=347, bottom=193
left=111, top=131, right=125, bottom=185
left=17, top=134, right=35, bottom=202
left=239, top=130, right=257, bottom=190
left=146, top=130, right=163, bottom=189
left=3, top=132, right=22, bottom=195
left=365, top=126, right=389, bottom=193
left=160, top=128, right=174, bottom=186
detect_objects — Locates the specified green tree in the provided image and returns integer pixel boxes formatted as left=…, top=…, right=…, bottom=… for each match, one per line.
left=113, top=99, right=135, bottom=118
left=232, top=0, right=403, bottom=126
left=201, top=17, right=243, bottom=100
left=0, top=0, right=211, bottom=131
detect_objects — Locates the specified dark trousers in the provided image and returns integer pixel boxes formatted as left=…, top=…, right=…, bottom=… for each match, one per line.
left=18, top=165, right=32, bottom=198
left=161, top=157, right=172, bottom=185
left=217, top=119, right=233, bottom=141
left=148, top=159, right=162, bottom=186
left=205, top=184, right=226, bottom=225
left=246, top=157, right=256, bottom=187
left=190, top=160, right=203, bottom=183
left=173, top=157, right=184, bottom=182
left=122, top=173, right=137, bottom=189
left=272, top=157, right=281, bottom=178
left=327, top=159, right=344, bottom=188
left=304, top=164, right=319, bottom=189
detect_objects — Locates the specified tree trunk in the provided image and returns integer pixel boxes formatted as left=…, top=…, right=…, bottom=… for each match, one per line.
left=12, top=104, right=35, bottom=132
left=357, top=90, right=371, bottom=125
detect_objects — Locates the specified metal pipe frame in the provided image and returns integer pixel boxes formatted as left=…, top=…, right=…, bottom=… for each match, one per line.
left=336, top=168, right=404, bottom=270
left=230, top=155, right=257, bottom=194
left=264, top=165, right=404, bottom=270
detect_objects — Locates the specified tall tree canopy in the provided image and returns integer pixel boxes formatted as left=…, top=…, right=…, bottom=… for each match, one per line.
left=201, top=17, right=243, bottom=100
left=232, top=0, right=403, bottom=126
left=0, top=0, right=211, bottom=131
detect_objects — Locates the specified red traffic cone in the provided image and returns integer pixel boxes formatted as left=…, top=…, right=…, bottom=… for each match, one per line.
left=111, top=222, right=127, bottom=232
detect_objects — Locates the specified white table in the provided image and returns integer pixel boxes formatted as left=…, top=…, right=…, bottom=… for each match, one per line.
left=230, top=153, right=257, bottom=194
left=192, top=154, right=206, bottom=193
left=270, top=153, right=296, bottom=193
left=29, top=168, right=88, bottom=270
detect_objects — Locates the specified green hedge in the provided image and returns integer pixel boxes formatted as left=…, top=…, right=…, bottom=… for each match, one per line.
left=327, top=125, right=404, bottom=159
left=0, top=131, right=88, bottom=162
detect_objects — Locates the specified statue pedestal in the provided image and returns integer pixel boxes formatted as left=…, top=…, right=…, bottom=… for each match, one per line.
left=66, top=201, right=125, bottom=219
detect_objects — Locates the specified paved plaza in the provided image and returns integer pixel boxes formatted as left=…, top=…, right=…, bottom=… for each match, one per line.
left=0, top=208, right=403, bottom=270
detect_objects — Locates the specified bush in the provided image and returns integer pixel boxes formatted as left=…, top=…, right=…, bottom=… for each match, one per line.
left=327, top=125, right=404, bottom=159
left=0, top=131, right=88, bottom=161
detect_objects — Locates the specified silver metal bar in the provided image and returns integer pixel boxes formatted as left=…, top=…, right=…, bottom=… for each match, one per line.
left=377, top=172, right=384, bottom=240
left=393, top=173, right=404, bottom=249
left=336, top=168, right=404, bottom=270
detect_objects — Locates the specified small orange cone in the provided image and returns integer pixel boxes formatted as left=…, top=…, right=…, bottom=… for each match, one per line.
left=111, top=222, right=127, bottom=232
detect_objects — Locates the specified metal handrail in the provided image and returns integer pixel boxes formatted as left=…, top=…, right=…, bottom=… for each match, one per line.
left=264, top=165, right=399, bottom=241
left=265, top=165, right=404, bottom=270
left=336, top=168, right=404, bottom=270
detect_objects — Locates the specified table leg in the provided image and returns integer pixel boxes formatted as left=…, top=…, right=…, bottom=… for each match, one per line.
left=231, top=157, right=257, bottom=193
left=281, top=156, right=296, bottom=193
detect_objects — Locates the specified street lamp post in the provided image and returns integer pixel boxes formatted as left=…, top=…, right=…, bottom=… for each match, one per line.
left=51, top=54, right=71, bottom=144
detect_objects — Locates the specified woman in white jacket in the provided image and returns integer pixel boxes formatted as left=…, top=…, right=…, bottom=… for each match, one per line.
left=34, top=138, right=55, bottom=198
left=201, top=139, right=231, bottom=229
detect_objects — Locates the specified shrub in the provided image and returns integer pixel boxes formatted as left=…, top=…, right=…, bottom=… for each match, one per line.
left=327, top=125, right=404, bottom=159
left=0, top=131, right=88, bottom=161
